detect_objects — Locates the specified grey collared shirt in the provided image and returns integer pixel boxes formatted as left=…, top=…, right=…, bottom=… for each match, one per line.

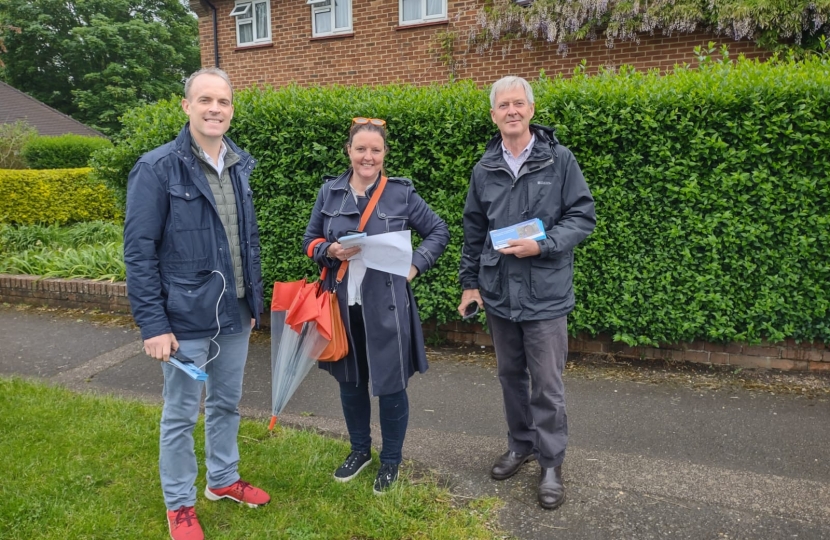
left=502, top=134, right=536, bottom=177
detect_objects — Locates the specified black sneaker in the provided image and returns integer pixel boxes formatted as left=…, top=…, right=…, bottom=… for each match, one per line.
left=333, top=451, right=371, bottom=482
left=373, top=462, right=399, bottom=495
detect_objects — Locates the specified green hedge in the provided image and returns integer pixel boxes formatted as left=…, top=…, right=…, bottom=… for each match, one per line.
left=23, top=134, right=112, bottom=169
left=0, top=168, right=121, bottom=225
left=93, top=55, right=830, bottom=344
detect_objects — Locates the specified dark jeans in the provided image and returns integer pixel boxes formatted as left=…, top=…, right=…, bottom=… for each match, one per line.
left=339, top=305, right=409, bottom=464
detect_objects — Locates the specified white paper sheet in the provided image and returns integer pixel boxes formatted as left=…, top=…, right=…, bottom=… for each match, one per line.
left=341, top=230, right=413, bottom=302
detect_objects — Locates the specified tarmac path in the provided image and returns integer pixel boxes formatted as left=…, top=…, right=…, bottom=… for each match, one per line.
left=2, top=304, right=829, bottom=539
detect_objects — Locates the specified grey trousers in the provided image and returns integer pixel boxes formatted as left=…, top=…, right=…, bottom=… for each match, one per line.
left=487, top=313, right=568, bottom=468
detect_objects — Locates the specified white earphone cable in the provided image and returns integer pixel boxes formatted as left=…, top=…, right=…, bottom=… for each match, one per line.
left=197, top=269, right=225, bottom=370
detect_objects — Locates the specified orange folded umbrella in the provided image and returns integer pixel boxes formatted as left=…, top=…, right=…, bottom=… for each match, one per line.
left=271, top=278, right=306, bottom=311
left=284, top=280, right=320, bottom=333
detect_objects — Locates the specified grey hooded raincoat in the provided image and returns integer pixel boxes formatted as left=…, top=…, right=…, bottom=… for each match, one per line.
left=459, top=124, right=596, bottom=321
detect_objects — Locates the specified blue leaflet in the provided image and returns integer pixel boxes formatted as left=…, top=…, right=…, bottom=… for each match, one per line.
left=338, top=232, right=367, bottom=246
left=169, top=353, right=208, bottom=381
left=489, top=218, right=546, bottom=250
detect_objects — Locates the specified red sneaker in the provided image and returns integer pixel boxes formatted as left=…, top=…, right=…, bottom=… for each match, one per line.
left=167, top=506, right=204, bottom=540
left=205, top=479, right=270, bottom=508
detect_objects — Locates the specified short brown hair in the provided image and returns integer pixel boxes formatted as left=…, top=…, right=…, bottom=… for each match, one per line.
left=184, top=67, right=234, bottom=100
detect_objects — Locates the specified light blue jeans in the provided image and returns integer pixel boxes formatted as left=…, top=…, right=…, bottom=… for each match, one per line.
left=159, top=297, right=252, bottom=510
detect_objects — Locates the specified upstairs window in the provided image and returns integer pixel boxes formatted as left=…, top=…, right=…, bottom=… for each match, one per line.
left=308, top=0, right=352, bottom=37
left=231, top=0, right=271, bottom=47
left=399, top=0, right=446, bottom=25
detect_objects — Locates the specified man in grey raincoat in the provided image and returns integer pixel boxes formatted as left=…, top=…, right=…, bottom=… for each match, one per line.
left=458, top=76, right=596, bottom=510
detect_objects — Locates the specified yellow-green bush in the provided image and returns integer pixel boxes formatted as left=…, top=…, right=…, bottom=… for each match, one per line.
left=0, top=168, right=121, bottom=225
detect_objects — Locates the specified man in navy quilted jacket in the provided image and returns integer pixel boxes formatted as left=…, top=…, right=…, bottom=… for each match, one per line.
left=123, top=67, right=268, bottom=540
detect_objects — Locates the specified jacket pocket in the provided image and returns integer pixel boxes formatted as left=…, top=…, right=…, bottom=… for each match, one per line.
left=478, top=251, right=502, bottom=299
left=379, top=213, right=408, bottom=232
left=530, top=252, right=572, bottom=301
left=165, top=271, right=225, bottom=334
left=170, top=184, right=211, bottom=232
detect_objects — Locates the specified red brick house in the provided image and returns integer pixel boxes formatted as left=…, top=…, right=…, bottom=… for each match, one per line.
left=188, top=0, right=769, bottom=89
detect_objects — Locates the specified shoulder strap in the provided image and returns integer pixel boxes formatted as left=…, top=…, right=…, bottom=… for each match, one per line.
left=324, top=176, right=388, bottom=284
left=357, top=175, right=387, bottom=232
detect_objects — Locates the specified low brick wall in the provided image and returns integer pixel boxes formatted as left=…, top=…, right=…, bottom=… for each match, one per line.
left=3, top=274, right=827, bottom=371
left=423, top=322, right=829, bottom=372
left=0, top=274, right=131, bottom=313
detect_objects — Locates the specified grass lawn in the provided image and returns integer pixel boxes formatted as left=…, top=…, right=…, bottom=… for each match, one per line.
left=0, top=377, right=503, bottom=539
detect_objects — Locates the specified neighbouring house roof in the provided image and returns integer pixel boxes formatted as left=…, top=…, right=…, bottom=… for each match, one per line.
left=0, top=81, right=106, bottom=138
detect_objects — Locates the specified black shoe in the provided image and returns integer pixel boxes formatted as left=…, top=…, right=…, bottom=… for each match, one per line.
left=373, top=462, right=399, bottom=495
left=333, top=451, right=371, bottom=482
left=491, top=450, right=536, bottom=480
left=538, top=465, right=565, bottom=510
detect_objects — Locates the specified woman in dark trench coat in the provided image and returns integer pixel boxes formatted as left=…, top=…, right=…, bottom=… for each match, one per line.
left=302, top=118, right=449, bottom=494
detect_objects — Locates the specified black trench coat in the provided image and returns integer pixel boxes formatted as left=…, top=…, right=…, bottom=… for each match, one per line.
left=302, top=170, right=450, bottom=396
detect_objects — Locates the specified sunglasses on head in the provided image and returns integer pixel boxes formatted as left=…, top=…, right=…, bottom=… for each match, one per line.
left=352, top=117, right=386, bottom=128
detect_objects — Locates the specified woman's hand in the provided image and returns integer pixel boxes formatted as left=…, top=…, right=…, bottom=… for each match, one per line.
left=327, top=242, right=361, bottom=261
left=407, top=265, right=418, bottom=282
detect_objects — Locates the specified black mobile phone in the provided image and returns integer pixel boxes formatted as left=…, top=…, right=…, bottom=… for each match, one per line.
left=462, top=301, right=480, bottom=320
left=170, top=351, right=194, bottom=364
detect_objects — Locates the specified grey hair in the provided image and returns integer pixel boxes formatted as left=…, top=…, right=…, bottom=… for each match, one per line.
left=489, top=76, right=534, bottom=109
left=184, top=67, right=234, bottom=100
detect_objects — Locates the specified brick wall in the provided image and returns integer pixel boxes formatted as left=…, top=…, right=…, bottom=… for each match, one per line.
left=0, top=274, right=130, bottom=313
left=3, top=275, right=822, bottom=372
left=421, top=320, right=830, bottom=372
left=192, top=0, right=770, bottom=89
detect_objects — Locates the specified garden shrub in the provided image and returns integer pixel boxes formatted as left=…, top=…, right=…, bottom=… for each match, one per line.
left=0, top=222, right=125, bottom=281
left=0, top=223, right=62, bottom=253
left=0, top=120, right=38, bottom=169
left=91, top=101, right=187, bottom=207
left=22, top=134, right=112, bottom=169
left=0, top=221, right=122, bottom=253
left=0, top=168, right=121, bottom=225
left=93, top=53, right=830, bottom=344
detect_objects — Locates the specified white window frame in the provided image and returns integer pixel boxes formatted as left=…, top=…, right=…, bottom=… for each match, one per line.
left=231, top=0, right=271, bottom=47
left=399, top=0, right=447, bottom=26
left=308, top=0, right=352, bottom=37
left=229, top=3, right=250, bottom=17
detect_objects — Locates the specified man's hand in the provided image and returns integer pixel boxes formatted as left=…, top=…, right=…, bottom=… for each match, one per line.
left=327, top=242, right=361, bottom=261
left=251, top=318, right=256, bottom=329
left=458, top=289, right=484, bottom=317
left=143, top=333, right=179, bottom=362
left=499, top=238, right=541, bottom=258
left=407, top=265, right=418, bottom=282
